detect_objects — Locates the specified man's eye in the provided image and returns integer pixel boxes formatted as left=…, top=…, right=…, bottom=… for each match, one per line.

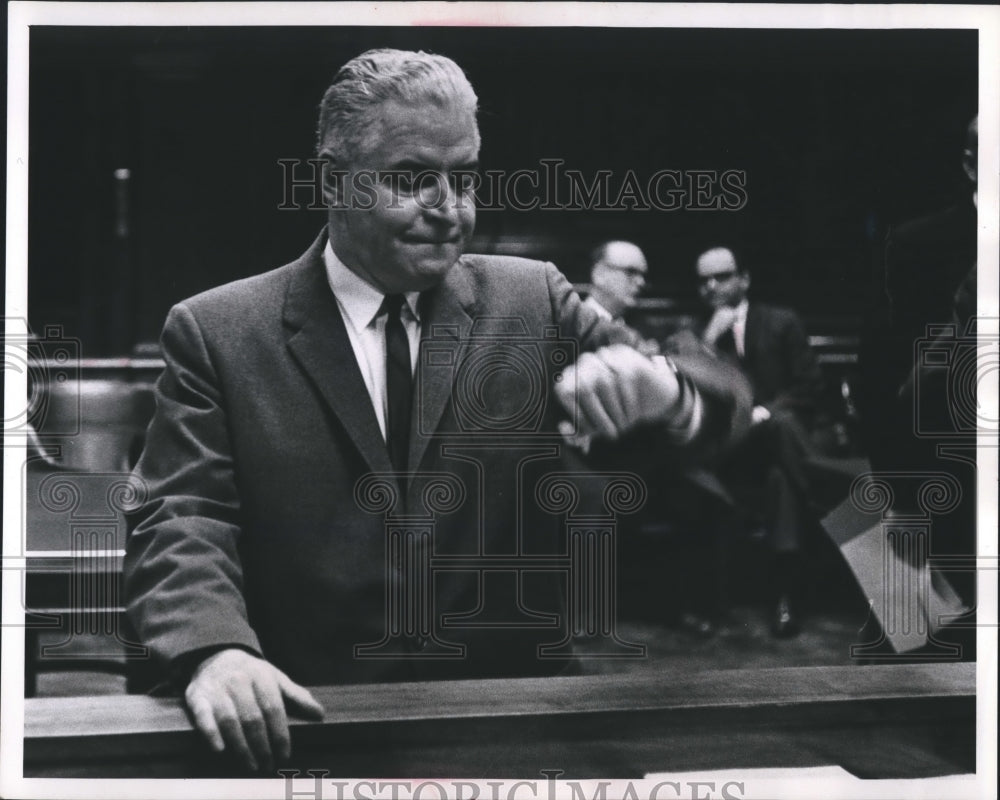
left=415, top=171, right=442, bottom=193
left=383, top=170, right=477, bottom=196
left=382, top=171, right=417, bottom=192
left=392, top=172, right=416, bottom=192
left=451, top=171, right=478, bottom=194
left=389, top=171, right=442, bottom=194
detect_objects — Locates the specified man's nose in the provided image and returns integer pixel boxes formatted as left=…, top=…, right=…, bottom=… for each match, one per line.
left=420, top=175, right=462, bottom=222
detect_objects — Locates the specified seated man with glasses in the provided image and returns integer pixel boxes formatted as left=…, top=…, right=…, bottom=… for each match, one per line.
left=692, top=245, right=824, bottom=637
left=583, top=240, right=649, bottom=322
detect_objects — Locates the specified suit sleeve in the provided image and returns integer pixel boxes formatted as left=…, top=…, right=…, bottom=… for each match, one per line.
left=124, top=303, right=263, bottom=676
left=541, top=261, right=641, bottom=350
left=663, top=329, right=754, bottom=457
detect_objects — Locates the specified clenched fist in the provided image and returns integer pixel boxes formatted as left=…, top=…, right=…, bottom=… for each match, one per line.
left=554, top=344, right=685, bottom=441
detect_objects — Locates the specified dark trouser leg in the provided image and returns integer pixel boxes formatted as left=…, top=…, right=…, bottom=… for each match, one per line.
left=765, top=464, right=802, bottom=555
left=765, top=462, right=808, bottom=636
left=722, top=416, right=813, bottom=635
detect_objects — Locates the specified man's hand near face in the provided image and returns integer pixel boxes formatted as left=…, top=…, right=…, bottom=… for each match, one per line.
left=702, top=305, right=738, bottom=347
left=554, top=343, right=693, bottom=442
left=184, top=648, right=324, bottom=773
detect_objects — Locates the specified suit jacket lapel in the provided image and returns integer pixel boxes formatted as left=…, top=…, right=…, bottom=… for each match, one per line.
left=744, top=302, right=763, bottom=365
left=283, top=230, right=394, bottom=476
left=409, top=260, right=476, bottom=474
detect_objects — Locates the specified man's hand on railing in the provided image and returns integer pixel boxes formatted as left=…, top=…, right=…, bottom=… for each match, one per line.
left=184, top=648, right=324, bottom=773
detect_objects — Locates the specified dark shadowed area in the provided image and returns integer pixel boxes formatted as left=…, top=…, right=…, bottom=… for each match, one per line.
left=29, top=27, right=976, bottom=355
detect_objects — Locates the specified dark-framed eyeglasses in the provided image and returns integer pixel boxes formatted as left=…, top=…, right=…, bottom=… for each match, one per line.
left=608, top=266, right=648, bottom=279
left=698, top=270, right=738, bottom=285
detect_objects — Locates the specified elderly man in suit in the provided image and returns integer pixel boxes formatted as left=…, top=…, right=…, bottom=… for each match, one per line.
left=124, top=50, right=739, bottom=773
left=695, top=245, right=823, bottom=637
left=583, top=240, right=649, bottom=322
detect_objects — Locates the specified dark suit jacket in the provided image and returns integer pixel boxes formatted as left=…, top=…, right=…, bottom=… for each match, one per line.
left=738, top=302, right=823, bottom=421
left=882, top=201, right=976, bottom=382
left=124, top=231, right=732, bottom=687
left=858, top=201, right=975, bottom=473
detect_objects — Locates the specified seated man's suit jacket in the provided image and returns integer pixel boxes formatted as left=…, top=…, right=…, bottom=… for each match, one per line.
left=125, top=231, right=734, bottom=687
left=742, top=303, right=822, bottom=421
left=670, top=303, right=820, bottom=510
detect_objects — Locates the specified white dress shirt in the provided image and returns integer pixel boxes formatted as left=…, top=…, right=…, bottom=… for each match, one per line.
left=731, top=298, right=749, bottom=358
left=323, top=240, right=420, bottom=441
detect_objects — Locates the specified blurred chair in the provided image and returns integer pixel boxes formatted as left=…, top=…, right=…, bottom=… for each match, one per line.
left=24, top=374, right=157, bottom=696
left=38, top=379, right=155, bottom=472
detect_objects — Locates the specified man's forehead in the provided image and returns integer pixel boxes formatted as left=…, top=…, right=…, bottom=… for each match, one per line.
left=361, top=98, right=480, bottom=164
left=605, top=243, right=647, bottom=269
left=697, top=248, right=737, bottom=274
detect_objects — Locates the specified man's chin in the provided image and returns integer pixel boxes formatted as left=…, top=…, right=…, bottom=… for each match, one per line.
left=406, top=254, right=463, bottom=289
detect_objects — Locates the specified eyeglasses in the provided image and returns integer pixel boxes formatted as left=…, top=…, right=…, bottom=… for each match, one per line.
left=698, top=270, right=738, bottom=285
left=605, top=266, right=647, bottom=279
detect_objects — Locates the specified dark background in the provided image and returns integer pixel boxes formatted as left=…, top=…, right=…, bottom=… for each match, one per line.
left=28, top=26, right=977, bottom=356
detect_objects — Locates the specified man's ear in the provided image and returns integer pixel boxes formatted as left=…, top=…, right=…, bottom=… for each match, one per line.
left=320, top=152, right=344, bottom=209
left=962, top=148, right=977, bottom=186
left=740, top=271, right=751, bottom=295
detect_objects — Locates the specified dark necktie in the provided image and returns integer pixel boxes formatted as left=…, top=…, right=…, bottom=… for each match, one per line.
left=716, top=327, right=739, bottom=360
left=382, top=294, right=412, bottom=474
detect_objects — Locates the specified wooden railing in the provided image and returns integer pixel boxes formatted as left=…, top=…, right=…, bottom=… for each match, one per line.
left=23, top=663, right=975, bottom=779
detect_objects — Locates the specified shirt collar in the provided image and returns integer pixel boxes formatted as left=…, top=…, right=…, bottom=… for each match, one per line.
left=323, top=239, right=421, bottom=328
